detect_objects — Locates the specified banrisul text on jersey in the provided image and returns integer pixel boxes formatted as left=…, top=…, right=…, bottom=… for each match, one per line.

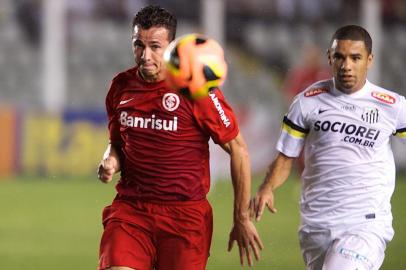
left=120, top=111, right=178, bottom=131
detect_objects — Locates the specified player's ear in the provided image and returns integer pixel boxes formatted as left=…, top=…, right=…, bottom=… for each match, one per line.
left=367, top=53, right=374, bottom=69
left=326, top=49, right=332, bottom=66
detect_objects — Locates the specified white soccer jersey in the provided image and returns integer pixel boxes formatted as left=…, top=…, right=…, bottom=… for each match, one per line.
left=277, top=79, right=406, bottom=229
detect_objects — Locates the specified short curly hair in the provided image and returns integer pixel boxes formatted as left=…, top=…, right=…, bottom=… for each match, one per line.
left=132, top=5, right=177, bottom=41
left=331, top=25, right=372, bottom=54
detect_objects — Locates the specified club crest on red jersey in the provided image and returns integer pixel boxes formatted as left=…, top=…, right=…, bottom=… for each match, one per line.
left=304, top=88, right=328, bottom=97
left=162, top=93, right=180, bottom=111
left=371, top=91, right=396, bottom=104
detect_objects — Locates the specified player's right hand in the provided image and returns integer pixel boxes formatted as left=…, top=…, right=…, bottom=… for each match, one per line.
left=97, top=156, right=119, bottom=183
left=228, top=218, right=263, bottom=267
left=250, top=187, right=277, bottom=222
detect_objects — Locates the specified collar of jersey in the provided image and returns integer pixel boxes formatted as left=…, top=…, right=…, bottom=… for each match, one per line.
left=134, top=72, right=167, bottom=90
left=332, top=79, right=371, bottom=99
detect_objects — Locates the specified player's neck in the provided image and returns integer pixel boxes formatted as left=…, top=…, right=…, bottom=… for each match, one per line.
left=137, top=69, right=165, bottom=84
left=335, top=79, right=368, bottom=95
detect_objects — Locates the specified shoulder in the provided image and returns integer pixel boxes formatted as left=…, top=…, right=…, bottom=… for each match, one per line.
left=202, top=89, right=236, bottom=118
left=284, top=79, right=333, bottom=119
left=292, top=79, right=333, bottom=109
left=111, top=66, right=138, bottom=86
left=300, top=79, right=332, bottom=98
left=192, top=87, right=236, bottom=128
left=368, top=82, right=404, bottom=106
left=106, top=67, right=137, bottom=105
left=190, top=87, right=229, bottom=106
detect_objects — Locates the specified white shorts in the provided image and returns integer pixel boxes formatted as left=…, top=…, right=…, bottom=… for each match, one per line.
left=298, top=222, right=393, bottom=270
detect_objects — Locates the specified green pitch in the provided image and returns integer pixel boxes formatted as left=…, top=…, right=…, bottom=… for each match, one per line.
left=0, top=175, right=405, bottom=269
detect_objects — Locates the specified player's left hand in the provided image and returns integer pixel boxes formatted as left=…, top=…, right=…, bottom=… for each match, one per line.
left=228, top=219, right=263, bottom=267
left=97, top=156, right=119, bottom=183
left=251, top=187, right=277, bottom=222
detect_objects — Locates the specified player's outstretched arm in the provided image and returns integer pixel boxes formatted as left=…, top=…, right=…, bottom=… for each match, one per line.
left=97, top=143, right=121, bottom=183
left=252, top=152, right=294, bottom=222
left=221, top=132, right=264, bottom=267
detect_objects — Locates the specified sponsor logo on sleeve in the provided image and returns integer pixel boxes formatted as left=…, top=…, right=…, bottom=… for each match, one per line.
left=209, top=92, right=231, bottom=127
left=371, top=91, right=396, bottom=104
left=304, top=88, right=328, bottom=97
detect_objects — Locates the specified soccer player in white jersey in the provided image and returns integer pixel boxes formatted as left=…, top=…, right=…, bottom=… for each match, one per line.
left=251, top=25, right=406, bottom=270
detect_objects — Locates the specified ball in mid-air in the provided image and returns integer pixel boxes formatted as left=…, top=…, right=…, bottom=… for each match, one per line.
left=164, top=34, right=227, bottom=99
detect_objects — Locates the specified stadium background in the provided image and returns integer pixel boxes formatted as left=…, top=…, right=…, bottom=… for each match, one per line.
left=0, top=0, right=405, bottom=269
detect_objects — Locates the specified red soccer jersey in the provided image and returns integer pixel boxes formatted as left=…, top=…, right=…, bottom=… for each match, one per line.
left=106, top=67, right=239, bottom=201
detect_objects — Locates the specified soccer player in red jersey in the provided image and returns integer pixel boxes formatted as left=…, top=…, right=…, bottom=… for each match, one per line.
left=96, top=5, right=263, bottom=270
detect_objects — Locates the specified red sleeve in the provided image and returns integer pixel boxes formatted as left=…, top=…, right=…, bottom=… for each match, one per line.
left=193, top=88, right=239, bottom=144
left=106, top=78, right=122, bottom=146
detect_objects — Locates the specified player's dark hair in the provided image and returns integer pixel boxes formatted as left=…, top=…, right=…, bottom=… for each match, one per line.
left=132, top=5, right=177, bottom=41
left=331, top=25, right=372, bottom=54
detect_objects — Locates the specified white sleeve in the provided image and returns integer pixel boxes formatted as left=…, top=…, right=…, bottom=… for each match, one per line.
left=276, top=95, right=309, bottom=157
left=395, top=95, right=406, bottom=144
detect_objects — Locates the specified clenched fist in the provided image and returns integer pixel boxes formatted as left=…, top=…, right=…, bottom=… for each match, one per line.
left=97, top=156, right=120, bottom=183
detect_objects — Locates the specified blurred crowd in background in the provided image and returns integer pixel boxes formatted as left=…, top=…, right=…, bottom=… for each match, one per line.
left=1, top=0, right=406, bottom=179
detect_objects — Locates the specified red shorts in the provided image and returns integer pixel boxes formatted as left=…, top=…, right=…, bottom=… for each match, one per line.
left=98, top=196, right=213, bottom=270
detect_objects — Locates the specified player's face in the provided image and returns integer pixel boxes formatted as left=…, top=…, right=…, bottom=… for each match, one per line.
left=132, top=26, right=170, bottom=82
left=328, top=39, right=373, bottom=94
